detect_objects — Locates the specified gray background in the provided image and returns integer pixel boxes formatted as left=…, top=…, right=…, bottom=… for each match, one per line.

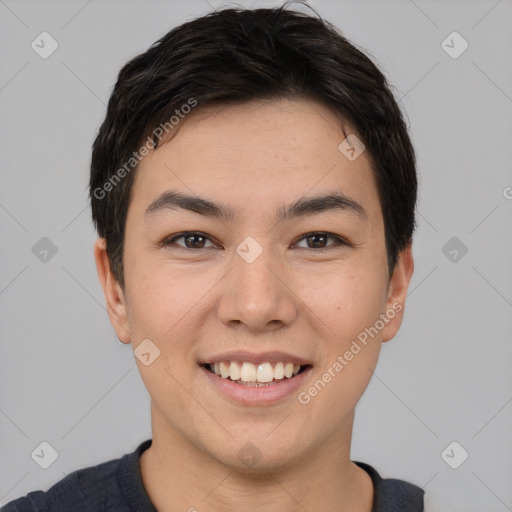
left=1, top=0, right=511, bottom=510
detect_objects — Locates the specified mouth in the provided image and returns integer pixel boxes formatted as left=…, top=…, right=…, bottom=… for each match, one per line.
left=201, top=360, right=313, bottom=387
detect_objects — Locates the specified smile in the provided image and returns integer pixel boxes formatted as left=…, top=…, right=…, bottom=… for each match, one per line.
left=205, top=361, right=310, bottom=387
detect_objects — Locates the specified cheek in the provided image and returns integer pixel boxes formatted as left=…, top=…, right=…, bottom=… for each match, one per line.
left=296, top=262, right=388, bottom=344
left=296, top=269, right=385, bottom=424
left=123, top=264, right=203, bottom=401
left=124, top=256, right=204, bottom=339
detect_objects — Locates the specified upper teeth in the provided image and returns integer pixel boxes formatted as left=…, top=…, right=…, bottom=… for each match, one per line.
left=210, top=361, right=301, bottom=383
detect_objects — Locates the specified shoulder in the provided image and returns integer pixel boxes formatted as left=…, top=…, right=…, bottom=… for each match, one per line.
left=1, top=440, right=152, bottom=512
left=354, top=461, right=425, bottom=512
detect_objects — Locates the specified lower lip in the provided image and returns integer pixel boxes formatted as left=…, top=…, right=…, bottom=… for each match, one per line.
left=200, top=365, right=312, bottom=406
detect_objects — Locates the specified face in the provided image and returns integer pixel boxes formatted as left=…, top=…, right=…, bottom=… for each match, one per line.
left=95, top=97, right=413, bottom=472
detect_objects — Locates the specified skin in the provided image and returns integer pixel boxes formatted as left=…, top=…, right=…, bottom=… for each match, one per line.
left=95, top=97, right=414, bottom=512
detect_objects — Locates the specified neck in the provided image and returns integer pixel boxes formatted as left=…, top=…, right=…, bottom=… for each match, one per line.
left=140, top=403, right=373, bottom=512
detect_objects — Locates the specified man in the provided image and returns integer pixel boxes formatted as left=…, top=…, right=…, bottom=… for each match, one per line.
left=3, top=4, right=423, bottom=511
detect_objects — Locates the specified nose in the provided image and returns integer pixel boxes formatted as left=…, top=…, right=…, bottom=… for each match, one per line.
left=216, top=241, right=298, bottom=334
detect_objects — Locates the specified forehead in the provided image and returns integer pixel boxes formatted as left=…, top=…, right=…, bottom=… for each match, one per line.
left=131, top=97, right=380, bottom=222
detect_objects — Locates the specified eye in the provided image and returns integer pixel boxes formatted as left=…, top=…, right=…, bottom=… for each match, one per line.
left=294, top=232, right=349, bottom=250
left=162, top=231, right=218, bottom=249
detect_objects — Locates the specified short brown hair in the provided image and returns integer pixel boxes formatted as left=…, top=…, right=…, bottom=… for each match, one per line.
left=90, top=4, right=417, bottom=287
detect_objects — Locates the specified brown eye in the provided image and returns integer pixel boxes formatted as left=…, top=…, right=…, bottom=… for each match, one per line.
left=306, top=233, right=328, bottom=248
left=163, top=232, right=216, bottom=249
left=183, top=233, right=207, bottom=248
left=294, top=232, right=348, bottom=250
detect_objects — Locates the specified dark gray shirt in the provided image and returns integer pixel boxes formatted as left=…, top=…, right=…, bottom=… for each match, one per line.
left=2, top=439, right=424, bottom=511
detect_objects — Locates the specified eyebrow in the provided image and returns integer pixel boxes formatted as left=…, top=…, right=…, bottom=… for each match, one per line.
left=144, top=190, right=367, bottom=222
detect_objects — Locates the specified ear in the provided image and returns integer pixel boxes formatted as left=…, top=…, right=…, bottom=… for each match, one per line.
left=94, top=238, right=131, bottom=344
left=381, top=244, right=414, bottom=343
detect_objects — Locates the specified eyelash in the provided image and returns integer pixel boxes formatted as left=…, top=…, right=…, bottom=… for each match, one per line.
left=161, top=231, right=350, bottom=251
